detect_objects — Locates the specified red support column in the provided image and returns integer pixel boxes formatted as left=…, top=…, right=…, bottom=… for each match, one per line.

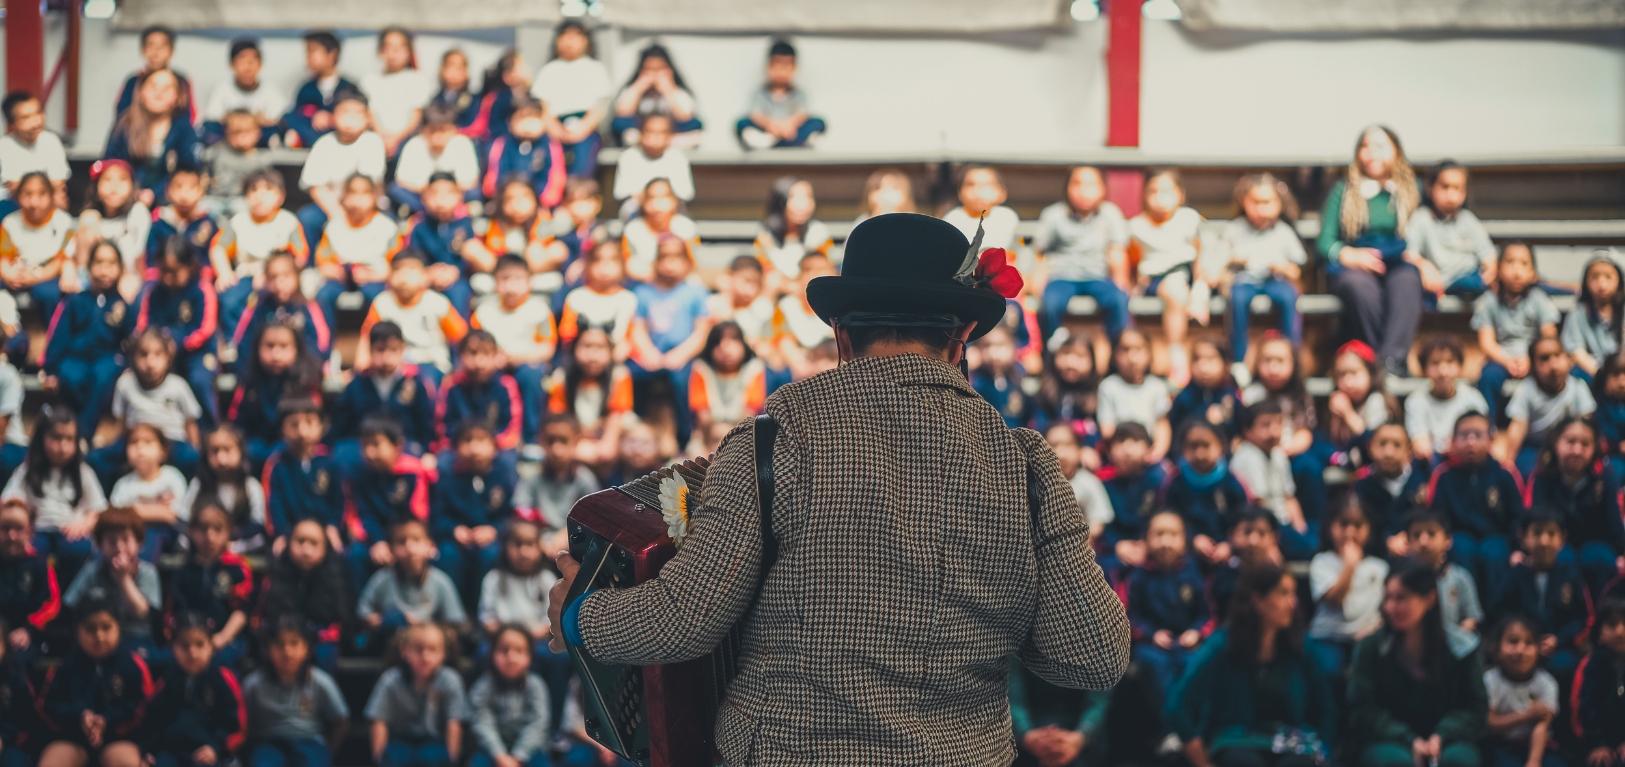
left=67, top=0, right=82, bottom=133
left=1105, top=0, right=1144, bottom=148
left=6, top=0, right=46, bottom=97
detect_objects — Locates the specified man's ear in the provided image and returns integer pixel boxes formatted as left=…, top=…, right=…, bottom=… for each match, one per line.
left=833, top=321, right=853, bottom=363
left=945, top=322, right=976, bottom=365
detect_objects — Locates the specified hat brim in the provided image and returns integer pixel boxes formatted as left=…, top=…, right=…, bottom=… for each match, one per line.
left=805, top=276, right=1009, bottom=342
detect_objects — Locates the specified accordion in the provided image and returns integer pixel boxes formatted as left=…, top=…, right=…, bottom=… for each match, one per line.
left=562, top=454, right=745, bottom=767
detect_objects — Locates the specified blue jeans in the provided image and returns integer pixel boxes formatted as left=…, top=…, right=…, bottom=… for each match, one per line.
left=250, top=738, right=332, bottom=767
left=175, top=350, right=220, bottom=428
left=218, top=280, right=256, bottom=350
left=55, top=356, right=127, bottom=437
left=630, top=359, right=693, bottom=449
left=1478, top=361, right=1515, bottom=426
left=1040, top=278, right=1129, bottom=341
left=612, top=115, right=702, bottom=142
left=1451, top=533, right=1511, bottom=602
left=34, top=529, right=96, bottom=585
left=1446, top=271, right=1489, bottom=299
left=513, top=363, right=549, bottom=444
left=315, top=279, right=388, bottom=336
left=561, top=127, right=603, bottom=178
left=733, top=116, right=827, bottom=147
left=86, top=436, right=200, bottom=495
left=437, top=539, right=502, bottom=606
left=1228, top=275, right=1301, bottom=362
left=380, top=741, right=450, bottom=767
left=296, top=204, right=328, bottom=256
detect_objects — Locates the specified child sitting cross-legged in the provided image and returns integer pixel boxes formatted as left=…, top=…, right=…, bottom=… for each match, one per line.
left=1161, top=419, right=1247, bottom=566
left=258, top=518, right=350, bottom=672
left=1307, top=498, right=1389, bottom=674
left=1474, top=242, right=1560, bottom=425
left=1124, top=510, right=1210, bottom=736
left=357, top=519, right=468, bottom=652
left=0, top=498, right=59, bottom=658
left=365, top=623, right=468, bottom=767
left=437, top=330, right=523, bottom=455
left=1576, top=599, right=1625, bottom=767
left=1403, top=336, right=1488, bottom=464
left=356, top=250, right=469, bottom=385
left=164, top=503, right=253, bottom=666
left=433, top=421, right=518, bottom=610
left=1481, top=615, right=1562, bottom=767
left=1429, top=411, right=1524, bottom=593
left=331, top=322, right=437, bottom=472
left=62, top=508, right=161, bottom=658
left=243, top=616, right=350, bottom=767
left=1504, top=336, right=1596, bottom=479
left=36, top=602, right=153, bottom=767
left=345, top=415, right=433, bottom=590
left=1401, top=511, right=1484, bottom=641
left=141, top=613, right=247, bottom=767
left=468, top=625, right=552, bottom=767
left=1489, top=507, right=1591, bottom=685
left=86, top=328, right=202, bottom=492
left=1096, top=422, right=1167, bottom=574
left=1354, top=423, right=1430, bottom=556
left=264, top=398, right=345, bottom=558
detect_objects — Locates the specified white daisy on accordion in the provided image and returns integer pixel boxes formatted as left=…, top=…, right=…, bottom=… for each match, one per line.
left=658, top=475, right=691, bottom=546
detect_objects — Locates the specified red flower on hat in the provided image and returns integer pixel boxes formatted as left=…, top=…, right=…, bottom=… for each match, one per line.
left=976, top=249, right=1024, bottom=299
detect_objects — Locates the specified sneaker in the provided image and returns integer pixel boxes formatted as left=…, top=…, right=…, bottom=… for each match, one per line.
left=1384, top=357, right=1411, bottom=378
left=1157, top=733, right=1184, bottom=755
left=741, top=126, right=778, bottom=150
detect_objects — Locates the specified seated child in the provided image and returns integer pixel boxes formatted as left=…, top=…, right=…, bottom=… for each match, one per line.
left=1209, top=507, right=1283, bottom=623
left=480, top=99, right=565, bottom=212
left=75, top=159, right=151, bottom=295
left=1044, top=423, right=1113, bottom=547
left=135, top=236, right=220, bottom=427
left=545, top=326, right=633, bottom=467
left=229, top=319, right=325, bottom=467
left=942, top=165, right=1021, bottom=254
left=295, top=91, right=385, bottom=254
left=1562, top=253, right=1623, bottom=380
left=1229, top=400, right=1311, bottom=560
left=282, top=31, right=358, bottom=148
left=364, top=623, right=467, bottom=767
left=0, top=613, right=39, bottom=764
left=390, top=104, right=480, bottom=214
left=516, top=416, right=599, bottom=553
left=358, top=519, right=468, bottom=648
left=1353, top=423, right=1429, bottom=553
left=331, top=321, right=437, bottom=465
left=1527, top=417, right=1625, bottom=598
left=258, top=519, right=349, bottom=671
left=478, top=520, right=557, bottom=642
left=142, top=615, right=246, bottom=767
left=481, top=179, right=565, bottom=276
left=1490, top=507, right=1591, bottom=684
left=1474, top=243, right=1560, bottom=424
left=1482, top=615, right=1562, bottom=767
left=43, top=240, right=136, bottom=439
left=1404, top=336, right=1489, bottom=462
left=1407, top=162, right=1496, bottom=299
left=1242, top=335, right=1330, bottom=531
left=243, top=617, right=351, bottom=767
left=1161, top=420, right=1247, bottom=565
left=86, top=328, right=203, bottom=491
left=145, top=165, right=219, bottom=275
left=735, top=41, right=826, bottom=149
left=182, top=425, right=267, bottom=554
left=0, top=499, right=59, bottom=656
left=688, top=321, right=768, bottom=442
left=228, top=250, right=331, bottom=373
left=1219, top=173, right=1305, bottom=369
left=346, top=416, right=432, bottom=589
left=107, top=424, right=188, bottom=559
left=439, top=330, right=523, bottom=453
left=264, top=398, right=344, bottom=556
left=620, top=178, right=698, bottom=283
left=556, top=241, right=637, bottom=361
left=1402, top=511, right=1484, bottom=639
left=1576, top=599, right=1625, bottom=767
left=407, top=173, right=495, bottom=318
left=433, top=421, right=517, bottom=606
left=1326, top=340, right=1395, bottom=458
left=165, top=503, right=252, bottom=665
left=1125, top=511, right=1209, bottom=727
left=1429, top=411, right=1523, bottom=591
left=201, top=34, right=285, bottom=140
left=313, top=173, right=401, bottom=330
left=356, top=250, right=469, bottom=382
left=62, top=508, right=161, bottom=656
left=210, top=170, right=309, bottom=341
left=36, top=602, right=152, bottom=767
left=1097, top=423, right=1168, bottom=573
left=629, top=236, right=712, bottom=445
left=1128, top=170, right=1206, bottom=385
left=774, top=253, right=838, bottom=381
left=2, top=410, right=106, bottom=584
left=468, top=626, right=552, bottom=767
left=1167, top=340, right=1237, bottom=449
left=1505, top=337, right=1596, bottom=479
left=473, top=256, right=557, bottom=447
left=612, top=114, right=694, bottom=213
left=1307, top=499, right=1389, bottom=673
left=970, top=326, right=1030, bottom=429
left=0, top=171, right=75, bottom=317
left=1034, top=166, right=1131, bottom=342
left=751, top=176, right=832, bottom=294
left=707, top=256, right=780, bottom=367
left=1095, top=328, right=1172, bottom=463
left=200, top=111, right=274, bottom=215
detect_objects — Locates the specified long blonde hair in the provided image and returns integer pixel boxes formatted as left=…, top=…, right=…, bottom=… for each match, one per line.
left=115, top=68, right=185, bottom=162
left=1339, top=125, right=1418, bottom=239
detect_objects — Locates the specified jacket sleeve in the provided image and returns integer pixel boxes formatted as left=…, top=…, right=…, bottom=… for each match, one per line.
left=1578, top=657, right=1610, bottom=749
left=1555, top=568, right=1592, bottom=650
left=42, top=299, right=73, bottom=371
left=576, top=418, right=768, bottom=664
left=1011, top=428, right=1131, bottom=690
left=1434, top=651, right=1488, bottom=745
left=105, top=653, right=155, bottom=735
left=1347, top=637, right=1417, bottom=746
left=211, top=669, right=247, bottom=755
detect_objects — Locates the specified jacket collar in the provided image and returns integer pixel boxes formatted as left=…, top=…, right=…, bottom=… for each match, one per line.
left=839, top=353, right=976, bottom=397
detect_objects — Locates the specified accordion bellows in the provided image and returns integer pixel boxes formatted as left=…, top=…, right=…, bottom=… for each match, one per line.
left=563, top=455, right=743, bottom=767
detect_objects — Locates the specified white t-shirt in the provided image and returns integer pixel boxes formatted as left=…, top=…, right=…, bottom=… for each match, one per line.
left=368, top=290, right=460, bottom=372
left=1221, top=218, right=1306, bottom=281
left=110, top=371, right=203, bottom=443
left=1071, top=468, right=1114, bottom=529
left=1129, top=207, right=1203, bottom=278
left=1404, top=384, right=1489, bottom=454
left=299, top=131, right=387, bottom=194
left=2, top=463, right=107, bottom=532
left=0, top=131, right=71, bottom=191
left=1231, top=440, right=1295, bottom=521
left=756, top=220, right=833, bottom=279
left=85, top=203, right=151, bottom=274
left=560, top=286, right=639, bottom=347
left=775, top=296, right=833, bottom=350
left=203, top=79, right=287, bottom=124
left=360, top=69, right=432, bottom=136
left=473, top=295, right=555, bottom=360
left=1506, top=376, right=1597, bottom=447
left=530, top=57, right=613, bottom=118
left=393, top=134, right=480, bottom=191
left=319, top=212, right=399, bottom=273
left=622, top=215, right=698, bottom=279
left=219, top=209, right=304, bottom=277
left=1309, top=552, right=1389, bottom=641
left=0, top=361, right=24, bottom=446
left=1485, top=667, right=1560, bottom=743
left=180, top=476, right=266, bottom=526
left=612, top=148, right=694, bottom=201
left=942, top=205, right=1021, bottom=253
left=109, top=466, right=189, bottom=520
left=0, top=208, right=76, bottom=267
left=1095, top=374, right=1172, bottom=431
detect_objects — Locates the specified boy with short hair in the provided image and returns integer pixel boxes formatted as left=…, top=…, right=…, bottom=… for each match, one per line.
left=735, top=40, right=826, bottom=150
left=283, top=30, right=359, bottom=149
left=356, top=250, right=469, bottom=382
left=1098, top=423, right=1167, bottom=574
left=295, top=91, right=386, bottom=253
left=707, top=255, right=778, bottom=361
left=357, top=518, right=467, bottom=647
left=1429, top=411, right=1524, bottom=591
left=480, top=100, right=565, bottom=210
left=515, top=414, right=598, bottom=553
left=1208, top=507, right=1283, bottom=623
left=202, top=111, right=276, bottom=217
left=165, top=505, right=253, bottom=664
left=390, top=104, right=480, bottom=214
left=1354, top=423, right=1430, bottom=554
left=1033, top=166, right=1130, bottom=341
left=263, top=398, right=345, bottom=556
left=613, top=113, right=694, bottom=208
left=1403, top=510, right=1483, bottom=637
left=1229, top=400, right=1311, bottom=559
left=0, top=90, right=70, bottom=216
left=117, top=25, right=195, bottom=119
left=145, top=165, right=220, bottom=270
left=630, top=237, right=712, bottom=447
left=38, top=602, right=155, bottom=757
left=62, top=507, right=162, bottom=655
left=331, top=321, right=437, bottom=463
left=1407, top=162, right=1496, bottom=299
left=1124, top=510, right=1209, bottom=733
left=1505, top=336, right=1596, bottom=478
left=473, top=255, right=556, bottom=447
left=436, top=330, right=523, bottom=453
left=344, top=414, right=432, bottom=589
left=406, top=172, right=493, bottom=317
left=1492, top=507, right=1591, bottom=684
left=201, top=37, right=286, bottom=147
left=1404, top=336, right=1489, bottom=462
left=432, top=421, right=517, bottom=607
left=0, top=498, right=59, bottom=654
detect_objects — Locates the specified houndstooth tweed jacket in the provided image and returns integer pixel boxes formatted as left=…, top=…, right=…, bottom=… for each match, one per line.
left=576, top=353, right=1130, bottom=766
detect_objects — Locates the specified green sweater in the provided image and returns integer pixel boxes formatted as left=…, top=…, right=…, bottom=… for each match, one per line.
left=1346, top=628, right=1487, bottom=749
left=1164, top=628, right=1338, bottom=753
left=1008, top=659, right=1110, bottom=741
left=1317, top=180, right=1402, bottom=263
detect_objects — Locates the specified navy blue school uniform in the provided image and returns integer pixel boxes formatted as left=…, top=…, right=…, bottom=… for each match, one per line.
left=1528, top=467, right=1625, bottom=597
left=970, top=364, right=1031, bottom=428
left=136, top=274, right=221, bottom=426
left=465, top=88, right=519, bottom=144
left=229, top=376, right=320, bottom=470
left=1208, top=562, right=1241, bottom=623
left=1428, top=457, right=1524, bottom=592
left=480, top=135, right=565, bottom=213
left=262, top=446, right=345, bottom=542
left=435, top=371, right=524, bottom=453
left=164, top=552, right=254, bottom=665
left=1352, top=461, right=1431, bottom=550
left=229, top=294, right=332, bottom=374
left=1168, top=383, right=1239, bottom=444
left=1491, top=558, right=1591, bottom=685
left=0, top=654, right=37, bottom=766
left=404, top=213, right=477, bottom=317
left=44, top=287, right=136, bottom=437
left=1596, top=397, right=1625, bottom=484
left=330, top=366, right=438, bottom=463
left=116, top=71, right=197, bottom=122
left=0, top=549, right=60, bottom=651
left=431, top=455, right=516, bottom=601
left=1125, top=555, right=1213, bottom=720
left=430, top=88, right=481, bottom=132
left=1160, top=461, right=1247, bottom=543
left=1576, top=645, right=1625, bottom=754
left=283, top=76, right=360, bottom=148
left=147, top=208, right=220, bottom=273
left=104, top=120, right=201, bottom=206
left=1098, top=462, right=1169, bottom=554
left=343, top=454, right=432, bottom=588
left=142, top=663, right=246, bottom=767
left=40, top=645, right=155, bottom=747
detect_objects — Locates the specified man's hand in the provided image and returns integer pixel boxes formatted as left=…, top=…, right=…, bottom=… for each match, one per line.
left=1050, top=730, right=1086, bottom=767
left=1022, top=727, right=1061, bottom=764
left=1587, top=748, right=1613, bottom=767
left=1538, top=634, right=1558, bottom=657
left=547, top=553, right=581, bottom=653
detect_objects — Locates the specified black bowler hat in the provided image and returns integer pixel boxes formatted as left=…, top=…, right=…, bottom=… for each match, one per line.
left=805, top=213, right=1008, bottom=342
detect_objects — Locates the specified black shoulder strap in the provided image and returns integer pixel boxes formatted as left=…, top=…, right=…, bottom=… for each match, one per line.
left=753, top=413, right=780, bottom=595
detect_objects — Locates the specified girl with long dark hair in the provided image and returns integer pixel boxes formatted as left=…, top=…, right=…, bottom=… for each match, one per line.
left=610, top=44, right=701, bottom=147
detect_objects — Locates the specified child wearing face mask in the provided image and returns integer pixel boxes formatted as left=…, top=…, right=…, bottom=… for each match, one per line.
left=942, top=165, right=1020, bottom=255
left=1219, top=173, right=1305, bottom=378
left=1035, top=166, right=1131, bottom=342
left=1407, top=162, right=1496, bottom=300
left=1563, top=252, right=1625, bottom=382
left=1129, top=170, right=1206, bottom=386
left=611, top=113, right=694, bottom=214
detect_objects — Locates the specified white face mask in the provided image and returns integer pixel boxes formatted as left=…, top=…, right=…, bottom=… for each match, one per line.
left=876, top=188, right=903, bottom=209
left=1153, top=191, right=1180, bottom=211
